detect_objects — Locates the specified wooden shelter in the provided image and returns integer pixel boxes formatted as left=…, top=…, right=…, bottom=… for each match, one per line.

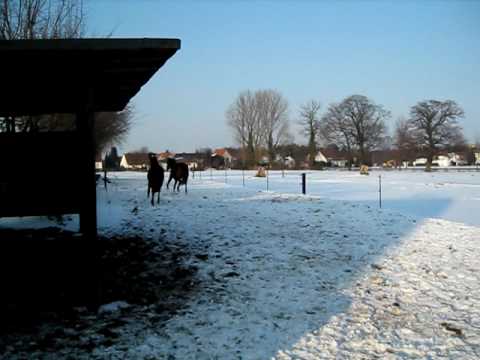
left=0, top=38, right=180, bottom=239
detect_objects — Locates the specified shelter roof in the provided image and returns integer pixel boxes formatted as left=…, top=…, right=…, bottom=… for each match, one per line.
left=0, top=38, right=180, bottom=116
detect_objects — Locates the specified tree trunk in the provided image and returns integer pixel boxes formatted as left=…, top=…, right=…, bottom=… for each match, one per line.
left=247, top=133, right=256, bottom=168
left=426, top=150, right=434, bottom=172
left=308, top=131, right=316, bottom=167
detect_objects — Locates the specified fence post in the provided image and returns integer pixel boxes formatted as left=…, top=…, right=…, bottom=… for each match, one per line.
left=379, top=174, right=382, bottom=209
left=266, top=167, right=269, bottom=191
left=302, top=173, right=306, bottom=194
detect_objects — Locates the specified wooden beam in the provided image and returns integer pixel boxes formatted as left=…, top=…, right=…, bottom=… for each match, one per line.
left=76, top=88, right=97, bottom=240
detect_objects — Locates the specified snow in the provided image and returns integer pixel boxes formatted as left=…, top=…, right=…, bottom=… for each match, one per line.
left=98, top=301, right=131, bottom=315
left=1, top=169, right=479, bottom=359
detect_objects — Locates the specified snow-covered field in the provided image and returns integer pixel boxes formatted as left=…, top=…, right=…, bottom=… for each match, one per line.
left=1, top=170, right=479, bottom=359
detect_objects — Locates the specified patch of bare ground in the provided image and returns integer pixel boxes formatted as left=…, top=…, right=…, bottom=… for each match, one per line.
left=0, top=228, right=199, bottom=358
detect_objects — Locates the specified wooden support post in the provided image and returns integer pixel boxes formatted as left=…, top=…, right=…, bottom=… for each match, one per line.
left=76, top=101, right=97, bottom=240
left=76, top=88, right=101, bottom=308
left=302, top=173, right=306, bottom=194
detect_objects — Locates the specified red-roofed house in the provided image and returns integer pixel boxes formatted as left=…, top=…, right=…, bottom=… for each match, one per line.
left=212, top=148, right=233, bottom=169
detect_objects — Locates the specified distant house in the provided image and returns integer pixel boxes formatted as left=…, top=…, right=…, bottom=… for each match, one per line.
left=413, top=157, right=428, bottom=166
left=431, top=153, right=468, bottom=167
left=448, top=152, right=468, bottom=166
left=317, top=148, right=349, bottom=167
left=433, top=155, right=450, bottom=167
left=158, top=151, right=175, bottom=161
left=212, top=148, right=233, bottom=169
left=475, top=151, right=480, bottom=165
left=175, top=152, right=205, bottom=170
left=120, top=153, right=150, bottom=170
left=314, top=151, right=328, bottom=163
left=95, top=154, right=103, bottom=170
left=274, top=154, right=296, bottom=169
left=284, top=156, right=295, bottom=168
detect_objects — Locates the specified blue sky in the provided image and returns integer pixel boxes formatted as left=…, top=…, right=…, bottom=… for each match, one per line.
left=88, top=0, right=480, bottom=153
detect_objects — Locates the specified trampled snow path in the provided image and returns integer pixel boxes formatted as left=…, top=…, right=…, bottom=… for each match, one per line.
left=91, top=175, right=480, bottom=359
left=1, top=172, right=479, bottom=359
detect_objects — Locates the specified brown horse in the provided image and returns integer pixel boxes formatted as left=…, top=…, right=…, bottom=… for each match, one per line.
left=166, top=158, right=189, bottom=193
left=147, top=153, right=164, bottom=205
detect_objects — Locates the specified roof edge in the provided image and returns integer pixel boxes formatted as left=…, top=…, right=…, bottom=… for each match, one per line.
left=0, top=38, right=181, bottom=52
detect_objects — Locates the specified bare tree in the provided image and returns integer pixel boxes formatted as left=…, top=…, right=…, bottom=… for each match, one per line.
left=226, top=90, right=262, bottom=167
left=320, top=95, right=389, bottom=165
left=408, top=99, right=464, bottom=170
left=298, top=100, right=321, bottom=167
left=0, top=0, right=86, bottom=133
left=95, top=104, right=134, bottom=154
left=0, top=1, right=134, bottom=154
left=474, top=133, right=480, bottom=148
left=227, top=89, right=290, bottom=167
left=393, top=116, right=417, bottom=163
left=257, top=89, right=290, bottom=162
left=319, top=102, right=356, bottom=166
left=342, top=95, right=389, bottom=164
left=0, top=0, right=85, bottom=40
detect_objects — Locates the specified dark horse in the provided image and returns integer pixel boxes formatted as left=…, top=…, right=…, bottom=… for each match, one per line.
left=166, top=158, right=189, bottom=193
left=147, top=153, right=164, bottom=205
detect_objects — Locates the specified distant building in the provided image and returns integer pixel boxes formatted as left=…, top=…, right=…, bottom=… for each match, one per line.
left=430, top=153, right=469, bottom=167
left=447, top=152, right=468, bottom=166
left=316, top=148, right=349, bottom=167
left=314, top=151, right=328, bottom=163
left=158, top=151, right=175, bottom=161
left=433, top=155, right=450, bottom=167
left=284, top=156, right=296, bottom=168
left=175, top=152, right=205, bottom=170
left=274, top=154, right=296, bottom=169
left=120, top=153, right=150, bottom=170
left=413, top=157, right=428, bottom=166
left=95, top=154, right=103, bottom=170
left=212, top=148, right=234, bottom=169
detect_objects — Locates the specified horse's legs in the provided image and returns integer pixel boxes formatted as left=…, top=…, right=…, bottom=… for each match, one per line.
left=167, top=173, right=173, bottom=190
left=185, top=181, right=187, bottom=193
left=157, top=191, right=160, bottom=204
left=151, top=192, right=154, bottom=206
left=147, top=185, right=150, bottom=197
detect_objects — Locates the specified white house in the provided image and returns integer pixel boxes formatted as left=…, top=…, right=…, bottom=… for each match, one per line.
left=433, top=155, right=450, bottom=167
left=120, top=153, right=150, bottom=170
left=95, top=155, right=103, bottom=170
left=274, top=155, right=296, bottom=168
left=448, top=153, right=468, bottom=166
left=284, top=156, right=295, bottom=168
left=314, top=151, right=328, bottom=163
left=316, top=148, right=349, bottom=167
left=413, top=157, right=428, bottom=166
